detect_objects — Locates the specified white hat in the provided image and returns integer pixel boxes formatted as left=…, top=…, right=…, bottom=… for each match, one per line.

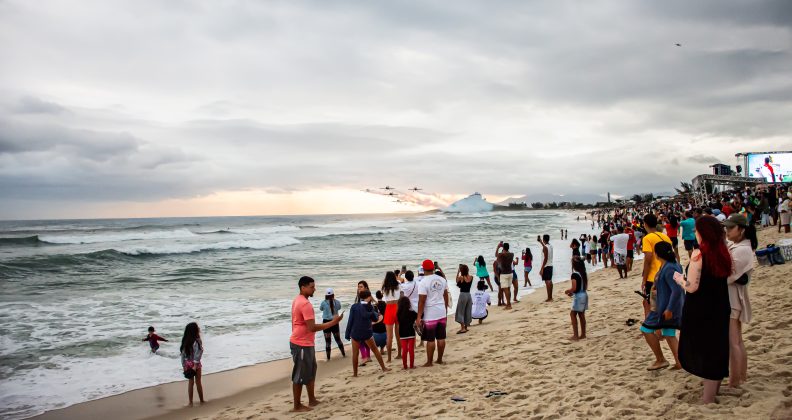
left=418, top=267, right=425, bottom=275
left=326, top=288, right=334, bottom=296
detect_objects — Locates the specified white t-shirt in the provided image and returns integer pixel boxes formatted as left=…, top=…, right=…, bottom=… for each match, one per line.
left=400, top=281, right=420, bottom=312
left=417, top=274, right=448, bottom=321
left=382, top=289, right=399, bottom=302
left=611, top=233, right=629, bottom=254
left=471, top=290, right=490, bottom=319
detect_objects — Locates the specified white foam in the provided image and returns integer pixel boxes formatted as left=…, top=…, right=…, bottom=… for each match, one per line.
left=114, top=236, right=300, bottom=255
left=228, top=225, right=301, bottom=235
left=296, top=227, right=407, bottom=239
left=39, top=229, right=197, bottom=244
left=306, top=219, right=404, bottom=229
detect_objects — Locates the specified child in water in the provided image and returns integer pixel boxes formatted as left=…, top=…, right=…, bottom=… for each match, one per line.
left=180, top=322, right=205, bottom=405
left=345, top=290, right=391, bottom=377
left=142, top=326, right=168, bottom=353
left=396, top=296, right=417, bottom=369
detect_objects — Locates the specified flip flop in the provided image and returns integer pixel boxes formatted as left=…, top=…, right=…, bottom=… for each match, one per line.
left=647, top=361, right=670, bottom=371
left=450, top=396, right=466, bottom=402
left=485, top=391, right=509, bottom=398
left=625, top=318, right=638, bottom=327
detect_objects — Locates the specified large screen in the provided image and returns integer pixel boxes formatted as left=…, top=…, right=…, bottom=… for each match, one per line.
left=746, top=152, right=792, bottom=182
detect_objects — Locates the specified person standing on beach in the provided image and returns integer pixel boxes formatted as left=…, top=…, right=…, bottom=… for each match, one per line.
left=640, top=242, right=683, bottom=371
left=345, top=290, right=390, bottom=377
left=474, top=255, right=493, bottom=291
left=675, top=216, right=732, bottom=404
left=319, top=289, right=346, bottom=360
left=396, top=296, right=418, bottom=369
left=495, top=242, right=514, bottom=309
left=354, top=281, right=372, bottom=365
left=610, top=226, right=629, bottom=279
left=416, top=259, right=449, bottom=367
left=724, top=214, right=755, bottom=388
left=179, top=322, right=204, bottom=405
left=564, top=270, right=587, bottom=341
left=539, top=235, right=554, bottom=302
left=624, top=224, right=636, bottom=273
left=381, top=271, right=401, bottom=363
left=641, top=214, right=671, bottom=318
left=679, top=211, right=697, bottom=258
left=522, top=248, right=533, bottom=287
left=290, top=276, right=343, bottom=412
left=455, top=264, right=473, bottom=334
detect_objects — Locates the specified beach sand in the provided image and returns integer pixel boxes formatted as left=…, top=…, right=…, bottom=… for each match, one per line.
left=36, top=227, right=792, bottom=420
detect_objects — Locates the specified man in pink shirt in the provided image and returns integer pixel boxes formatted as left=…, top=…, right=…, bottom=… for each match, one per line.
left=290, top=276, right=343, bottom=412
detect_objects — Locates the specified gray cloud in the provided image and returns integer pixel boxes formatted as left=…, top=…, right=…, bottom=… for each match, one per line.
left=0, top=0, right=790, bottom=217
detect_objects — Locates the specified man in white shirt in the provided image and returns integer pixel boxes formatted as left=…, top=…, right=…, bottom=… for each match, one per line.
left=610, top=226, right=630, bottom=279
left=416, top=259, right=449, bottom=367
left=400, top=271, right=420, bottom=312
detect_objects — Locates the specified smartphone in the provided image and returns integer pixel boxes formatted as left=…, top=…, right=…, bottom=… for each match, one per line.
left=338, top=309, right=345, bottom=317
left=401, top=265, right=406, bottom=271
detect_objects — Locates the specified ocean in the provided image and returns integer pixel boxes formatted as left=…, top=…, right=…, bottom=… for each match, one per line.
left=0, top=210, right=597, bottom=419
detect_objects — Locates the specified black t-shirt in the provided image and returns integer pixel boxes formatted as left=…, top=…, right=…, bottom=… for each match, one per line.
left=397, top=309, right=418, bottom=338
left=457, top=278, right=472, bottom=293
left=372, top=301, right=386, bottom=334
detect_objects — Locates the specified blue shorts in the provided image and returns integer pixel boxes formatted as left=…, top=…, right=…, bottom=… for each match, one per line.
left=524, top=266, right=532, bottom=273
left=639, top=326, right=676, bottom=337
left=373, top=332, right=387, bottom=348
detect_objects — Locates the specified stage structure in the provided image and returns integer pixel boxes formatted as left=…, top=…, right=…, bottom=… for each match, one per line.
left=691, top=174, right=764, bottom=205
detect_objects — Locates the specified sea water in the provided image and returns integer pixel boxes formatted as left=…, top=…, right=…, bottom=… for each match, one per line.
left=0, top=210, right=599, bottom=419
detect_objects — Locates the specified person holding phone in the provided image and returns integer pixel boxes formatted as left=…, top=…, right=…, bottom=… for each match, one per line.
left=539, top=234, right=554, bottom=302
left=640, top=242, right=683, bottom=371
left=319, top=288, right=345, bottom=361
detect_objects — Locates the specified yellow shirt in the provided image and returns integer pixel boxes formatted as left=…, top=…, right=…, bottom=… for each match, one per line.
left=642, top=231, right=671, bottom=283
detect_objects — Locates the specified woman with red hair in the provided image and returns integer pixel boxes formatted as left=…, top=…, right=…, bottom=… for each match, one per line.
left=675, top=215, right=732, bottom=404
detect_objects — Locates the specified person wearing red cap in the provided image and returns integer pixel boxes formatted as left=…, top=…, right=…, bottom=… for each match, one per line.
left=416, top=259, right=449, bottom=367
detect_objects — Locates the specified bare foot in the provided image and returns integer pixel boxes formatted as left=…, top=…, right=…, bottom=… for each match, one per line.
left=671, top=364, right=682, bottom=370
left=422, top=362, right=433, bottom=367
left=504, top=305, right=512, bottom=310
left=291, top=404, right=313, bottom=412
left=308, top=399, right=321, bottom=407
left=436, top=360, right=444, bottom=365
left=514, top=299, right=520, bottom=303
left=647, top=360, right=669, bottom=371
left=382, top=367, right=392, bottom=372
left=568, top=336, right=579, bottom=341
left=578, top=335, right=586, bottom=339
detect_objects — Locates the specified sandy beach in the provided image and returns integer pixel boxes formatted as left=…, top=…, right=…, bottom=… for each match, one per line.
left=35, top=226, right=792, bottom=420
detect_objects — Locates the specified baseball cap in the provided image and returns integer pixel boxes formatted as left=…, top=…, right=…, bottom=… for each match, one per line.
left=418, top=267, right=425, bottom=275
left=723, top=214, right=748, bottom=228
left=421, top=259, right=434, bottom=271
left=325, top=288, right=334, bottom=296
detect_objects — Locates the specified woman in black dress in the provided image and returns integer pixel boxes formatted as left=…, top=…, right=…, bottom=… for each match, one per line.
left=675, top=215, right=732, bottom=404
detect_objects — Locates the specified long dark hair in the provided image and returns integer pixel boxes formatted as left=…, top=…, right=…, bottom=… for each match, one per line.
left=397, top=296, right=412, bottom=319
left=668, top=214, right=680, bottom=228
left=459, top=264, right=469, bottom=277
left=382, top=271, right=399, bottom=295
left=524, top=248, right=532, bottom=261
left=180, top=322, right=201, bottom=357
left=356, top=280, right=369, bottom=303
left=325, top=293, right=335, bottom=314
left=695, top=216, right=733, bottom=278
left=476, top=255, right=485, bottom=266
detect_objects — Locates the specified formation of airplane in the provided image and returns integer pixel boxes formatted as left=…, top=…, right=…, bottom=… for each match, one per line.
left=362, top=186, right=423, bottom=204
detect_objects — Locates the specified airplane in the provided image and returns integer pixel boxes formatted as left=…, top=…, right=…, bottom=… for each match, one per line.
left=393, top=199, right=404, bottom=203
left=380, top=186, right=396, bottom=190
left=408, top=187, right=422, bottom=192
left=386, top=192, right=398, bottom=196
left=675, top=43, right=681, bottom=47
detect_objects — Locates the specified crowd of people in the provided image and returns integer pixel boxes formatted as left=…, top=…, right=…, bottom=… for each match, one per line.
left=155, top=181, right=788, bottom=409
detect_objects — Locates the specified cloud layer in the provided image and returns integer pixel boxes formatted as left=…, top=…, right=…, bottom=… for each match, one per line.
left=1, top=0, right=790, bottom=218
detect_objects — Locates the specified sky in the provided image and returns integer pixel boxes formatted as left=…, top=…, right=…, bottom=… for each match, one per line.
left=1, top=0, right=791, bottom=219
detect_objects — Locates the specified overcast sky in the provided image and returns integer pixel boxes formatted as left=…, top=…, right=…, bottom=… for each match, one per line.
left=1, top=0, right=791, bottom=219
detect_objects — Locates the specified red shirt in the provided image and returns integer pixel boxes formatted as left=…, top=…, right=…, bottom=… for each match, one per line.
left=625, top=228, right=636, bottom=250
left=290, top=295, right=316, bottom=347
left=722, top=205, right=733, bottom=217
left=664, top=223, right=678, bottom=238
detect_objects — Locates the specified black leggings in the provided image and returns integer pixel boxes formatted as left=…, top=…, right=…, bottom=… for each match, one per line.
left=322, top=319, right=345, bottom=360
